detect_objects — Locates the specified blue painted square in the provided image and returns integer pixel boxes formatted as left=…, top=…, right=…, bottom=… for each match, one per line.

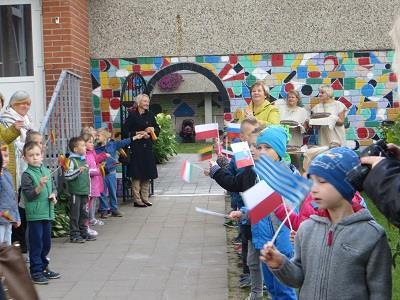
left=203, top=56, right=220, bottom=63
left=297, top=66, right=308, bottom=79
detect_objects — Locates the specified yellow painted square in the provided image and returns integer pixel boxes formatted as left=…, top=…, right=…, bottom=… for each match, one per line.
left=100, top=99, right=110, bottom=112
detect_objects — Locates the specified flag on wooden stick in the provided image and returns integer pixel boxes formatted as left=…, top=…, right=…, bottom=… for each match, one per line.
left=231, top=142, right=254, bottom=169
left=195, top=123, right=219, bottom=140
left=198, top=145, right=213, bottom=161
left=242, top=180, right=283, bottom=225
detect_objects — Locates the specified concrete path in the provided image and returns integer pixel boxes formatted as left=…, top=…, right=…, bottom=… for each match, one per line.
left=37, top=154, right=228, bottom=300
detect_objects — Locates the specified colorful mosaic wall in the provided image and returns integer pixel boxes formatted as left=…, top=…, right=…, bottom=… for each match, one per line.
left=91, top=51, right=399, bottom=148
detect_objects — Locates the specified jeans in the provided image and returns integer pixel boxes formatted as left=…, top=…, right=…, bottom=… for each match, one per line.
left=0, top=224, right=12, bottom=245
left=69, top=194, right=88, bottom=238
left=28, top=220, right=52, bottom=275
left=99, top=172, right=118, bottom=213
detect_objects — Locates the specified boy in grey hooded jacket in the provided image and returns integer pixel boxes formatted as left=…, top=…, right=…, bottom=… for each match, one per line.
left=261, top=147, right=392, bottom=300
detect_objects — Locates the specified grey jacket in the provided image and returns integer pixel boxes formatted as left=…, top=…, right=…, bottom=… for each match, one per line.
left=271, top=209, right=392, bottom=300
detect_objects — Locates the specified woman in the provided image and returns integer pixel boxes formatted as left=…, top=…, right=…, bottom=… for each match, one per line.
left=277, top=90, right=309, bottom=146
left=0, top=91, right=34, bottom=187
left=122, top=94, right=160, bottom=207
left=240, top=80, right=280, bottom=126
left=311, top=85, right=347, bottom=147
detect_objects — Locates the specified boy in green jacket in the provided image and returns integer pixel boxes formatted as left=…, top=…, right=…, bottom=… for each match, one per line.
left=21, top=141, right=60, bottom=285
left=64, top=136, right=95, bottom=243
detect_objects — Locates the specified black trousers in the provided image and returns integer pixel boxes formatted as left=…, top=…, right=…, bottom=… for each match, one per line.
left=11, top=206, right=27, bottom=253
left=69, top=194, right=88, bottom=238
left=240, top=224, right=252, bottom=274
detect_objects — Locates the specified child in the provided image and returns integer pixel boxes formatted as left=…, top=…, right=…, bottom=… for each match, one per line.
left=226, top=117, right=259, bottom=288
left=209, top=126, right=297, bottom=300
left=261, top=147, right=392, bottom=300
left=274, top=146, right=368, bottom=232
left=95, top=128, right=142, bottom=218
left=81, top=133, right=108, bottom=231
left=64, top=136, right=95, bottom=243
left=0, top=144, right=20, bottom=245
left=20, top=141, right=60, bottom=285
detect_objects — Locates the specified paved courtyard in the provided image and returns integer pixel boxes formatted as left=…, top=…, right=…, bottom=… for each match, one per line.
left=37, top=154, right=228, bottom=300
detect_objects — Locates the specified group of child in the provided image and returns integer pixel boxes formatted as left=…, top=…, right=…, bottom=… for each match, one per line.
left=207, top=117, right=392, bottom=300
left=0, top=126, right=139, bottom=285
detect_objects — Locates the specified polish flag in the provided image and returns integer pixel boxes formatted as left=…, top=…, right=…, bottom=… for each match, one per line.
left=195, top=123, right=219, bottom=140
left=242, top=180, right=283, bottom=225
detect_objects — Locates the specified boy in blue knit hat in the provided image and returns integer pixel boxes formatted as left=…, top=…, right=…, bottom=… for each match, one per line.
left=261, top=147, right=392, bottom=300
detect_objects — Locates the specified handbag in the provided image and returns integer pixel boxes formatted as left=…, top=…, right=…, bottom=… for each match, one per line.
left=0, top=243, right=39, bottom=300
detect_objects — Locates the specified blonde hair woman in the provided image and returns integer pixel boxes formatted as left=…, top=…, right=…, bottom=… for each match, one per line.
left=277, top=90, right=310, bottom=146
left=240, top=80, right=280, bottom=126
left=122, top=94, right=160, bottom=207
left=311, top=85, right=347, bottom=147
left=0, top=91, right=35, bottom=186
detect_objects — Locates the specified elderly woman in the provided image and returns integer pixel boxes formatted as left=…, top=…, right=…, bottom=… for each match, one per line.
left=122, top=94, right=160, bottom=207
left=0, top=91, right=34, bottom=186
left=311, top=85, right=347, bottom=147
left=276, top=90, right=310, bottom=146
left=240, top=80, right=280, bottom=126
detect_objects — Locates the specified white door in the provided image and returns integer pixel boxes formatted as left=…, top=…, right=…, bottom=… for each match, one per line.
left=0, top=0, right=44, bottom=128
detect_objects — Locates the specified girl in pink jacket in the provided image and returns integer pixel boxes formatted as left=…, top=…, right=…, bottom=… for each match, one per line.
left=82, top=133, right=108, bottom=235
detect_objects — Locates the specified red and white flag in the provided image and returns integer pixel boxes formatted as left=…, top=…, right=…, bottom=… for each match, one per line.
left=195, top=123, right=219, bottom=140
left=242, top=180, right=283, bottom=225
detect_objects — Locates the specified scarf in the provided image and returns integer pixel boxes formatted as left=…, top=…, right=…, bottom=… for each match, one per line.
left=0, top=107, right=35, bottom=188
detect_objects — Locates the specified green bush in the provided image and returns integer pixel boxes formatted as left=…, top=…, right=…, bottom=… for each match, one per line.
left=153, top=113, right=177, bottom=163
left=52, top=192, right=70, bottom=238
left=381, top=116, right=400, bottom=145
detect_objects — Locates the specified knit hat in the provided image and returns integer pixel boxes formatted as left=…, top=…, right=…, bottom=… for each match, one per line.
left=256, top=126, right=287, bottom=159
left=307, top=147, right=360, bottom=201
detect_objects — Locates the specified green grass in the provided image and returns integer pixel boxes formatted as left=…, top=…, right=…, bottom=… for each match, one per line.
left=364, top=193, right=400, bottom=299
left=175, top=142, right=213, bottom=153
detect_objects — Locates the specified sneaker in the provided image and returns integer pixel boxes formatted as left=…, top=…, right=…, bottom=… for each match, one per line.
left=32, top=273, right=49, bottom=285
left=70, top=236, right=85, bottom=243
left=223, top=220, right=237, bottom=228
left=100, top=212, right=108, bottom=219
left=83, top=234, right=97, bottom=241
left=231, top=236, right=242, bottom=245
left=87, top=228, right=98, bottom=236
left=244, top=293, right=263, bottom=300
left=111, top=210, right=124, bottom=217
left=43, top=268, right=61, bottom=279
left=90, top=218, right=104, bottom=226
left=239, top=275, right=251, bottom=288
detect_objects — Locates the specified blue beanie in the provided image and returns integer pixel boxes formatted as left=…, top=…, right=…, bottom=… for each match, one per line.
left=256, top=126, right=287, bottom=159
left=307, top=147, right=360, bottom=201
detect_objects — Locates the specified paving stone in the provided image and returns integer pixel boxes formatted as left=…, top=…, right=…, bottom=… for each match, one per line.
left=38, top=154, right=227, bottom=299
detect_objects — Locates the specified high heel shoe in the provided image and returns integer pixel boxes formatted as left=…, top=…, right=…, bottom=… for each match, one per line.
left=143, top=200, right=152, bottom=206
left=134, top=202, right=147, bottom=207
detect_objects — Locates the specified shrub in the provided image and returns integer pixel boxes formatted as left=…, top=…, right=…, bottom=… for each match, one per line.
left=153, top=113, right=177, bottom=163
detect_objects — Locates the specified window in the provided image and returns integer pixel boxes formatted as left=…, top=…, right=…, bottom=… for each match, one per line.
left=0, top=4, right=33, bottom=77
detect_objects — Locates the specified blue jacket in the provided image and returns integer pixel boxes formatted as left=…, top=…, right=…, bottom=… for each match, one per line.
left=95, top=138, right=132, bottom=173
left=242, top=163, right=300, bottom=254
left=0, top=170, right=20, bottom=225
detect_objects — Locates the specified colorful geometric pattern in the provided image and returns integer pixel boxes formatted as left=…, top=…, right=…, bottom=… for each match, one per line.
left=91, top=51, right=399, bottom=149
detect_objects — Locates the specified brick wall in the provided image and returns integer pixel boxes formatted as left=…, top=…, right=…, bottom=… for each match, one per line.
left=43, top=0, right=92, bottom=124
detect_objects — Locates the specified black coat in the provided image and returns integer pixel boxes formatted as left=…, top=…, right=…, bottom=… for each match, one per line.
left=212, top=166, right=256, bottom=193
left=363, top=158, right=400, bottom=228
left=122, top=110, right=160, bottom=180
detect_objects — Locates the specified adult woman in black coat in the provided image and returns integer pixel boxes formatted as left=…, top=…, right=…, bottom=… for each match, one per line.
left=122, top=94, right=160, bottom=207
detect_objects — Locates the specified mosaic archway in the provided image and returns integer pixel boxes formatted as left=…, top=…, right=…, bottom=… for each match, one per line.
left=146, top=62, right=231, bottom=113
